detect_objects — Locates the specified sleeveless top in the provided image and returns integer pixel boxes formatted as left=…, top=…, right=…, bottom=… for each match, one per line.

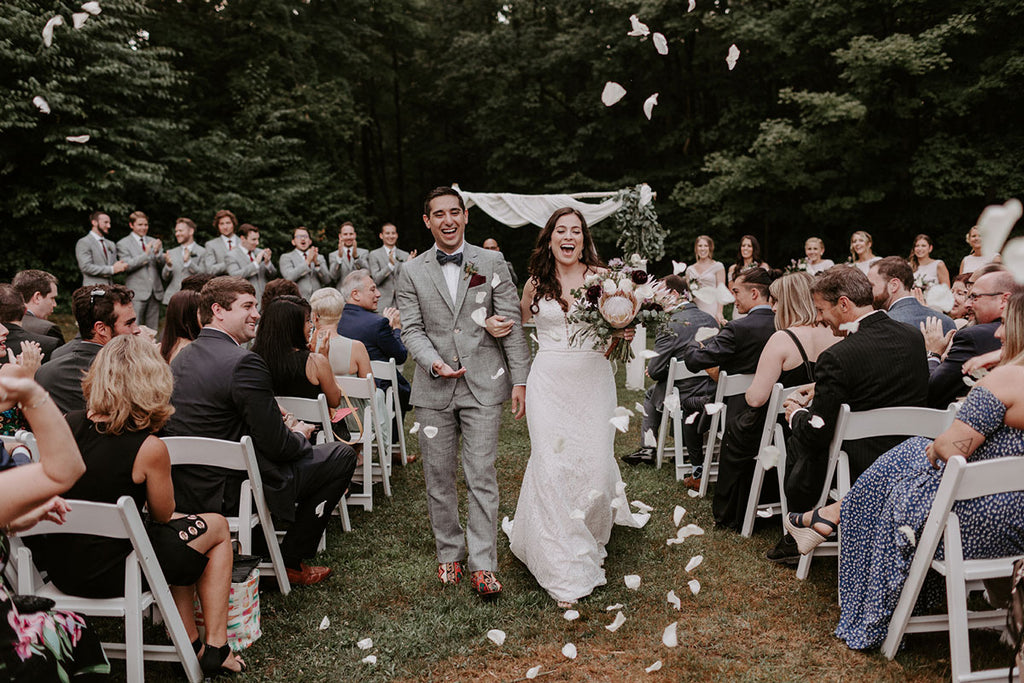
left=805, top=259, right=835, bottom=275
left=274, top=349, right=321, bottom=399
left=777, top=328, right=815, bottom=387
left=317, top=333, right=354, bottom=377
left=852, top=256, right=881, bottom=274
left=961, top=253, right=995, bottom=274
left=913, top=259, right=944, bottom=289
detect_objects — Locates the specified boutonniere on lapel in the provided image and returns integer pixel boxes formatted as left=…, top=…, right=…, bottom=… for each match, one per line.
left=464, top=262, right=486, bottom=288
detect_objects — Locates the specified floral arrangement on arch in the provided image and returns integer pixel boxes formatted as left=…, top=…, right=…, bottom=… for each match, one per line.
left=568, top=254, right=684, bottom=363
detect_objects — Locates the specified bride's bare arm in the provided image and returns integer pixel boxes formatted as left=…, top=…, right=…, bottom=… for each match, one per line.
left=520, top=277, right=536, bottom=325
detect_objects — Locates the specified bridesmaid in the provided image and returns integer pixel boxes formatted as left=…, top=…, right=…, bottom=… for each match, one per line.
left=907, top=234, right=950, bottom=290
left=803, top=237, right=834, bottom=275
left=959, top=225, right=999, bottom=275
left=848, top=230, right=880, bottom=274
left=686, top=235, right=727, bottom=324
left=727, top=234, right=769, bottom=283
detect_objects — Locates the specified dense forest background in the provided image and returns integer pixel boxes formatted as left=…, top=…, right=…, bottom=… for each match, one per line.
left=2, top=0, right=1022, bottom=293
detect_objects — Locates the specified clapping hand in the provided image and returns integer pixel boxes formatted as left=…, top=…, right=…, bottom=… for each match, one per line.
left=920, top=317, right=955, bottom=357
left=4, top=341, right=43, bottom=378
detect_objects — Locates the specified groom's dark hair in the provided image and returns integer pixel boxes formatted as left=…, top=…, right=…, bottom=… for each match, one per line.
left=423, top=186, right=465, bottom=215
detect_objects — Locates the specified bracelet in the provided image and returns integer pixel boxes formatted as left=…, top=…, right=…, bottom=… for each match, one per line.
left=19, top=391, right=51, bottom=410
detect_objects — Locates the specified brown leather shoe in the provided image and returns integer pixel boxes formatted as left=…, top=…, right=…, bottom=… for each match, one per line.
left=286, top=563, right=332, bottom=586
left=470, top=570, right=502, bottom=599
left=682, top=475, right=701, bottom=492
left=438, top=561, right=464, bottom=585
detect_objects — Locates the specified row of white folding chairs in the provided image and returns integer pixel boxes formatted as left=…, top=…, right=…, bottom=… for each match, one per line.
left=1, top=429, right=39, bottom=462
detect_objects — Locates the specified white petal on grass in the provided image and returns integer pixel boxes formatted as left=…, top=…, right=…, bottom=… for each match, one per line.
left=501, top=516, right=513, bottom=537
left=1003, top=237, right=1024, bottom=285
left=610, top=415, right=630, bottom=433
left=491, top=367, right=505, bottom=380
left=43, top=15, right=64, bottom=47
left=561, top=643, right=577, bottom=659
left=318, top=616, right=330, bottom=630
left=667, top=590, right=681, bottom=610
left=809, top=415, right=825, bottom=429
left=605, top=610, right=627, bottom=632
left=646, top=660, right=663, bottom=673
left=686, top=555, right=704, bottom=572
left=627, top=14, right=650, bottom=37
left=687, top=488, right=700, bottom=498
left=635, top=401, right=647, bottom=416
left=631, top=500, right=653, bottom=513
left=759, top=444, right=780, bottom=470
left=643, top=429, right=657, bottom=448
left=925, top=284, right=955, bottom=312
left=422, top=425, right=439, bottom=439
left=662, top=621, right=679, bottom=647
left=688, top=579, right=701, bottom=595
left=409, top=421, right=420, bottom=434
left=65, top=135, right=90, bottom=143
left=605, top=603, right=624, bottom=611
left=526, top=665, right=542, bottom=679
left=652, top=32, right=669, bottom=55
left=486, top=629, right=506, bottom=646
left=897, top=525, right=917, bottom=547
left=471, top=307, right=488, bottom=327
left=684, top=411, right=699, bottom=424
left=564, top=609, right=580, bottom=621
left=688, top=0, right=696, bottom=11
left=673, top=505, right=686, bottom=526
left=356, top=637, right=372, bottom=649
left=475, top=290, right=487, bottom=304
left=672, top=260, right=688, bottom=275
left=72, top=12, right=88, bottom=28
left=704, top=402, right=725, bottom=415
left=491, top=272, right=501, bottom=288
left=32, top=96, right=50, bottom=114
left=624, top=574, right=641, bottom=590
left=362, top=655, right=377, bottom=665
left=643, top=93, right=659, bottom=120
left=694, top=326, right=719, bottom=342
left=978, top=199, right=1023, bottom=257
left=81, top=1, right=101, bottom=14
left=726, top=44, right=741, bottom=70
left=601, top=81, right=627, bottom=107
left=756, top=507, right=774, bottom=518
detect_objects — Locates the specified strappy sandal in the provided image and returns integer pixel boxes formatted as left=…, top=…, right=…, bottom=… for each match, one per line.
left=783, top=509, right=839, bottom=555
left=199, top=642, right=246, bottom=677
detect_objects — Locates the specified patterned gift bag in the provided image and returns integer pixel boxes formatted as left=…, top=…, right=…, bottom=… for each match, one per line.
left=194, top=559, right=261, bottom=652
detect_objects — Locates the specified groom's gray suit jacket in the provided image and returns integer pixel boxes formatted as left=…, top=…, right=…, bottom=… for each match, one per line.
left=397, top=244, right=530, bottom=407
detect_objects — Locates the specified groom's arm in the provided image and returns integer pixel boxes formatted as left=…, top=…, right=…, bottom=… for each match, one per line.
left=396, top=264, right=444, bottom=372
left=489, top=259, right=530, bottom=386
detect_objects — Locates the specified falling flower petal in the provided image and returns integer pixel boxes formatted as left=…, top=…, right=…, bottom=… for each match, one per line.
left=564, top=609, right=580, bottom=621
left=627, top=14, right=650, bottom=37
left=639, top=183, right=653, bottom=206
left=662, top=622, right=679, bottom=647
left=32, top=96, right=50, bottom=114
left=605, top=603, right=624, bottom=611
left=667, top=590, right=681, bottom=610
left=672, top=260, right=688, bottom=275
left=588, top=488, right=604, bottom=502
left=561, top=643, right=577, bottom=659
left=963, top=376, right=976, bottom=388
left=925, top=284, right=955, bottom=312
left=726, top=44, right=740, bottom=70
left=491, top=272, right=501, bottom=288
left=409, top=421, right=420, bottom=434
left=694, top=327, right=719, bottom=343
left=809, top=415, right=825, bottom=429
left=688, top=0, right=696, bottom=11
left=646, top=660, right=663, bottom=673
left=635, top=401, right=647, bottom=416
left=643, top=93, right=659, bottom=120
left=684, top=411, right=699, bottom=424
left=686, top=555, right=704, bottom=572
left=362, top=655, right=377, bottom=665
left=688, top=579, right=701, bottom=595
left=615, top=406, right=634, bottom=418
left=65, top=135, right=90, bottom=143
left=838, top=321, right=859, bottom=335
left=631, top=500, right=653, bottom=513
left=610, top=415, right=630, bottom=433
left=704, top=402, right=724, bottom=415
left=319, top=616, right=330, bottom=630
left=526, top=665, right=542, bottom=679
left=624, top=574, right=641, bottom=590
left=693, top=287, right=718, bottom=305
left=72, top=12, right=88, bottom=28
left=652, top=32, right=668, bottom=54
left=471, top=307, right=488, bottom=327
left=569, top=508, right=585, bottom=520
left=897, top=525, right=917, bottom=547
left=688, top=489, right=700, bottom=497
left=759, top=444, right=780, bottom=470
left=715, top=282, right=735, bottom=304
left=491, top=367, right=505, bottom=380
left=43, top=15, right=64, bottom=47
left=81, top=1, right=101, bottom=14
left=663, top=393, right=681, bottom=414
left=475, top=290, right=487, bottom=304
left=314, top=500, right=326, bottom=517
left=487, top=629, right=506, bottom=646
left=530, top=333, right=540, bottom=345
left=601, top=81, right=627, bottom=107
left=673, top=505, right=686, bottom=526
left=644, top=429, right=657, bottom=448
left=422, top=425, right=438, bottom=439
left=606, top=610, right=627, bottom=632
left=637, top=349, right=660, bottom=360
left=978, top=199, right=1023, bottom=257
left=501, top=516, right=513, bottom=537
left=356, top=637, right=372, bottom=649
left=1003, top=237, right=1024, bottom=285
left=756, top=507, right=774, bottom=518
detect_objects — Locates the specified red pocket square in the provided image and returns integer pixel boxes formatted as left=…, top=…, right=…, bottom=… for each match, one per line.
left=469, top=273, right=487, bottom=288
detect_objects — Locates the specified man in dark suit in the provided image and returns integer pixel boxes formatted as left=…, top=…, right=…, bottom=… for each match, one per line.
left=35, top=285, right=139, bottom=413
left=867, top=257, right=956, bottom=335
left=338, top=269, right=411, bottom=413
left=776, top=266, right=929, bottom=561
left=164, top=276, right=356, bottom=586
left=681, top=268, right=777, bottom=529
left=0, top=285, right=58, bottom=364
left=925, top=269, right=1015, bottom=407
left=12, top=269, right=65, bottom=347
left=623, top=275, right=717, bottom=465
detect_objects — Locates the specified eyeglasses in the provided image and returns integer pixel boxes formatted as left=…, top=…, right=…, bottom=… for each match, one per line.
left=966, top=291, right=1005, bottom=302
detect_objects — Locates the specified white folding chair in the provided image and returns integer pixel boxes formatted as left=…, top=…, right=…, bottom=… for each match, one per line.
left=336, top=374, right=390, bottom=511
left=881, top=455, right=1024, bottom=682
left=13, top=496, right=203, bottom=683
left=653, top=357, right=709, bottom=475
left=163, top=435, right=291, bottom=595
left=371, top=358, right=409, bottom=465
left=1, top=429, right=39, bottom=462
left=795, top=403, right=958, bottom=580
left=698, top=371, right=755, bottom=497
left=742, top=385, right=805, bottom=537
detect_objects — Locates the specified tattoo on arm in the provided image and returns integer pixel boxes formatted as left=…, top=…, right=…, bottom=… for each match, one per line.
left=952, top=438, right=974, bottom=454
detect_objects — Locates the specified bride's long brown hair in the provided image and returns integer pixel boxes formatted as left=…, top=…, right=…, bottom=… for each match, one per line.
left=528, top=207, right=604, bottom=313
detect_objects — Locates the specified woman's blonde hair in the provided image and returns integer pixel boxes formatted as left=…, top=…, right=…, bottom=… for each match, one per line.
left=1000, top=292, right=1024, bottom=366
left=310, top=287, right=346, bottom=325
left=804, top=237, right=824, bottom=250
left=694, top=235, right=715, bottom=259
left=83, top=335, right=174, bottom=434
left=849, top=230, right=873, bottom=260
left=770, top=271, right=817, bottom=329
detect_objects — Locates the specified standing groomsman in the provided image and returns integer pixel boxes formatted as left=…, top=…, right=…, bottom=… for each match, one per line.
left=228, top=223, right=277, bottom=303
left=162, top=217, right=207, bottom=304
left=203, top=209, right=239, bottom=276
left=368, top=222, right=415, bottom=310
left=75, top=211, right=127, bottom=285
left=280, top=226, right=330, bottom=298
left=116, top=210, right=164, bottom=330
left=328, top=221, right=369, bottom=290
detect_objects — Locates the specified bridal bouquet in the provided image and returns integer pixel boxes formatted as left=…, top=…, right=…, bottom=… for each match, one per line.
left=568, top=255, right=684, bottom=363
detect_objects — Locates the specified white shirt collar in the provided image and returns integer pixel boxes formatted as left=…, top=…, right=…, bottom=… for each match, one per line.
left=90, top=230, right=106, bottom=243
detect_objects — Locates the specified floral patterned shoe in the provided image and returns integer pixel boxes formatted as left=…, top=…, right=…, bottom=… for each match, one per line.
left=438, top=561, right=464, bottom=586
left=470, top=570, right=503, bottom=600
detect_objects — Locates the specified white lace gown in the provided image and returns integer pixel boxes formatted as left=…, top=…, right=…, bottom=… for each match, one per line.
left=508, top=297, right=649, bottom=603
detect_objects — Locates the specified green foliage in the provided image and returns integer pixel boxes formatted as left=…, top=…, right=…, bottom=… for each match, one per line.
left=608, top=184, right=666, bottom=262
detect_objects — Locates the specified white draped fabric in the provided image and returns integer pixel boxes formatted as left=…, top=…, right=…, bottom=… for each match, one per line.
left=453, top=186, right=622, bottom=228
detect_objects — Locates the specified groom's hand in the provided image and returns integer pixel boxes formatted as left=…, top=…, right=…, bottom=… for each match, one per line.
left=510, top=385, right=525, bottom=419
left=432, top=360, right=466, bottom=379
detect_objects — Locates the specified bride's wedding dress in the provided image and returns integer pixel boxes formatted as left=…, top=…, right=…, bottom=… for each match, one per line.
left=508, top=297, right=649, bottom=604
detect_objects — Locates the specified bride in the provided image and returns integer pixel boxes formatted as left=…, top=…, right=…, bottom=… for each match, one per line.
left=508, top=207, right=649, bottom=607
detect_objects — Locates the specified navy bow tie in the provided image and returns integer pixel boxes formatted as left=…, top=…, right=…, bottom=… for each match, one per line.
left=437, top=251, right=463, bottom=267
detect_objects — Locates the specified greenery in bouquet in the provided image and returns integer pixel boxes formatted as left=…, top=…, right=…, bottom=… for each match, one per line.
left=610, top=184, right=667, bottom=263
left=784, top=258, right=810, bottom=274
left=567, top=255, right=683, bottom=363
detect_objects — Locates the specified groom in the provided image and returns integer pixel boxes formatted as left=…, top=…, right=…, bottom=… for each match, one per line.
left=397, top=186, right=531, bottom=599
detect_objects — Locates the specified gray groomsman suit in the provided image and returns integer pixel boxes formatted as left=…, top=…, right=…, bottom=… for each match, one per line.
left=117, top=233, right=165, bottom=329
left=368, top=246, right=410, bottom=310
left=280, top=249, right=330, bottom=299
left=227, top=248, right=278, bottom=304
left=161, top=243, right=207, bottom=304
left=397, top=243, right=530, bottom=572
left=328, top=246, right=370, bottom=290
left=75, top=232, right=118, bottom=285
left=203, top=235, right=237, bottom=276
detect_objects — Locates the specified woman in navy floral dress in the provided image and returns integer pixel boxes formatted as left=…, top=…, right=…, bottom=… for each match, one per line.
left=785, top=291, right=1024, bottom=650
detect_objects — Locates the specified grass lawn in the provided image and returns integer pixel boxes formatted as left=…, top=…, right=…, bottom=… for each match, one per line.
left=86, top=362, right=1013, bottom=682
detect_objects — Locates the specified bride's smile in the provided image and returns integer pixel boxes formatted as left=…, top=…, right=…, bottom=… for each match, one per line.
left=550, top=216, right=584, bottom=266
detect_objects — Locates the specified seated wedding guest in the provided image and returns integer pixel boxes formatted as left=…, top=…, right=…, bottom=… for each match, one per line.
left=260, top=278, right=300, bottom=313
left=781, top=267, right=928, bottom=535
left=960, top=225, right=998, bottom=275
left=0, top=374, right=110, bottom=680
left=165, top=276, right=356, bottom=586
left=848, top=230, right=881, bottom=274
left=252, top=295, right=342, bottom=410
left=925, top=270, right=1016, bottom=408
left=727, top=235, right=769, bottom=284
left=24, top=336, right=243, bottom=675
left=686, top=235, right=727, bottom=324
left=11, top=269, right=65, bottom=347
left=159, top=290, right=201, bottom=363
left=867, top=257, right=956, bottom=335
left=784, top=291, right=1024, bottom=650
left=949, top=273, right=972, bottom=327
left=744, top=271, right=841, bottom=562
left=0, top=327, right=44, bottom=438
left=681, top=268, right=776, bottom=524
left=0, top=284, right=58, bottom=364
left=623, top=275, right=717, bottom=466
left=309, top=288, right=371, bottom=379
left=908, top=234, right=950, bottom=289
left=36, top=284, right=139, bottom=414
left=802, top=237, right=834, bottom=275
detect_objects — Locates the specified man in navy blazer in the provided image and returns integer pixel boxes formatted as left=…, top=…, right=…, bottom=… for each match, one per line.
left=337, top=269, right=411, bottom=413
left=867, top=257, right=955, bottom=335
